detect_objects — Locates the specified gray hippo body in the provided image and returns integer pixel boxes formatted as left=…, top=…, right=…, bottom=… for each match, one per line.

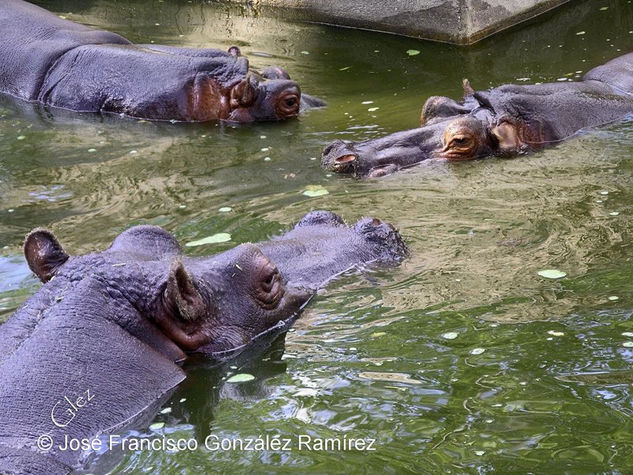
left=0, top=0, right=323, bottom=122
left=0, top=211, right=406, bottom=473
left=322, top=52, right=633, bottom=177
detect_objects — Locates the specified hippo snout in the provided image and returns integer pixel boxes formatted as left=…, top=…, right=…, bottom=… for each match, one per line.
left=322, top=140, right=359, bottom=174
left=354, top=217, right=409, bottom=262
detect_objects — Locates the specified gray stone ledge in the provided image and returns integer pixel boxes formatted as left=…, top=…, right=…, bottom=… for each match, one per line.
left=227, top=0, right=571, bottom=44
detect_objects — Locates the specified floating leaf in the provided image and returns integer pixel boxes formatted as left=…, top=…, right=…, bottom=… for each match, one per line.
left=623, top=341, right=633, bottom=348
left=609, top=211, right=620, bottom=216
left=226, top=373, right=255, bottom=383
left=185, top=233, right=231, bottom=247
left=339, top=66, right=351, bottom=71
left=406, top=49, right=421, bottom=56
left=367, top=107, right=379, bottom=112
left=608, top=296, right=619, bottom=301
left=537, top=269, right=567, bottom=279
left=371, top=332, right=387, bottom=338
left=303, top=185, right=329, bottom=198
left=16, top=135, right=25, bottom=140
left=218, top=207, right=232, bottom=213
left=442, top=332, right=459, bottom=340
left=576, top=31, right=586, bottom=35
left=547, top=330, right=565, bottom=337
left=622, top=332, right=633, bottom=337
left=361, top=101, right=374, bottom=105
left=159, top=407, right=172, bottom=415
left=470, top=348, right=486, bottom=355
left=149, top=422, right=165, bottom=430
left=301, top=50, right=310, bottom=55
left=358, top=371, right=421, bottom=384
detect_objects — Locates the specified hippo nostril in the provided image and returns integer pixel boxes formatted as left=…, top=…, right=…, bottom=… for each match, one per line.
left=335, top=154, right=356, bottom=164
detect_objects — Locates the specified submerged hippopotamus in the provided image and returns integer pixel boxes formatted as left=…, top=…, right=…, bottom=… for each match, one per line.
left=322, top=52, right=633, bottom=177
left=0, top=211, right=406, bottom=473
left=0, top=0, right=324, bottom=123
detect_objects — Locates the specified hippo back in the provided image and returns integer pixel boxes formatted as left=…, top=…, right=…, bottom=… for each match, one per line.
left=0, top=0, right=130, bottom=101
left=583, top=52, right=633, bottom=95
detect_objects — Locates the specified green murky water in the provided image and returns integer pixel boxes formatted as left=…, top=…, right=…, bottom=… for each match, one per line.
left=3, top=0, right=633, bottom=472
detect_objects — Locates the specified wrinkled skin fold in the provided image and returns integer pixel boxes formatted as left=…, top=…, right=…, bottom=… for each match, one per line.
left=0, top=0, right=324, bottom=122
left=322, top=52, right=633, bottom=177
left=0, top=211, right=406, bottom=473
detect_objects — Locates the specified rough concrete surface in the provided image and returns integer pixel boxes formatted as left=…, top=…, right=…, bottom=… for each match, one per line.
left=231, top=0, right=571, bottom=44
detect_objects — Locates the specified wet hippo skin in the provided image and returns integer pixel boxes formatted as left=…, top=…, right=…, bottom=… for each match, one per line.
left=322, top=52, right=633, bottom=177
left=0, top=0, right=324, bottom=122
left=0, top=211, right=406, bottom=473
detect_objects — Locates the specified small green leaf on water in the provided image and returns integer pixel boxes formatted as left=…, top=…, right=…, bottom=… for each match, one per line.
left=600, top=190, right=609, bottom=195
left=623, top=341, right=633, bottom=348
left=218, top=207, right=232, bottom=213
left=576, top=31, right=586, bottom=35
left=159, top=407, right=172, bottom=414
left=474, top=450, right=485, bottom=456
left=442, top=332, right=459, bottom=340
left=600, top=6, right=608, bottom=10
left=149, top=422, right=165, bottom=431
left=371, top=332, right=387, bottom=338
left=622, top=332, right=633, bottom=337
left=608, top=296, right=619, bottom=301
left=16, top=135, right=25, bottom=140
left=406, top=49, right=421, bottom=56
left=179, top=398, right=187, bottom=403
left=88, top=148, right=96, bottom=153
left=470, top=348, right=486, bottom=355
left=367, top=107, right=379, bottom=112
left=303, top=185, right=329, bottom=198
left=301, top=51, right=310, bottom=55
left=226, top=373, right=255, bottom=383
left=610, top=211, right=620, bottom=216
left=339, top=66, right=351, bottom=71
left=537, top=269, right=567, bottom=279
left=185, top=233, right=232, bottom=247
left=547, top=330, right=565, bottom=337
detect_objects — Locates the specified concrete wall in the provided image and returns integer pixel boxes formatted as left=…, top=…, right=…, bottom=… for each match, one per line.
left=231, top=0, right=571, bottom=44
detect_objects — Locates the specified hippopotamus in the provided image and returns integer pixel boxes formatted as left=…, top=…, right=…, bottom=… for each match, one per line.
left=322, top=52, right=633, bottom=177
left=0, top=0, right=324, bottom=123
left=0, top=211, right=406, bottom=473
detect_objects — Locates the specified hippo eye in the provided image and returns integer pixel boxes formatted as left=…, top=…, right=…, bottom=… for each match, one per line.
left=276, top=93, right=300, bottom=118
left=254, top=261, right=285, bottom=309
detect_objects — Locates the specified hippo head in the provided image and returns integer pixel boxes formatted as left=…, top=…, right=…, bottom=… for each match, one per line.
left=23, top=226, right=310, bottom=359
left=153, top=243, right=310, bottom=354
left=224, top=72, right=302, bottom=123
left=322, top=81, right=540, bottom=177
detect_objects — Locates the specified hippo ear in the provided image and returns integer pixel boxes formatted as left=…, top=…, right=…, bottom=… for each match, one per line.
left=228, top=46, right=241, bottom=57
left=230, top=76, right=257, bottom=108
left=164, top=260, right=207, bottom=322
left=491, top=122, right=521, bottom=153
left=462, top=78, right=474, bottom=98
left=24, top=229, right=69, bottom=283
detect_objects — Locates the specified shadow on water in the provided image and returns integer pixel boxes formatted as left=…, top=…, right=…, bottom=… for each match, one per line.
left=3, top=0, right=633, bottom=471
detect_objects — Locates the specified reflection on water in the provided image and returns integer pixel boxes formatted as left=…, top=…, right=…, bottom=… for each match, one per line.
left=3, top=0, right=633, bottom=471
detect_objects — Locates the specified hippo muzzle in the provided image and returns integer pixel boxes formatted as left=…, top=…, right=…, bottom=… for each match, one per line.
left=322, top=123, right=446, bottom=178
